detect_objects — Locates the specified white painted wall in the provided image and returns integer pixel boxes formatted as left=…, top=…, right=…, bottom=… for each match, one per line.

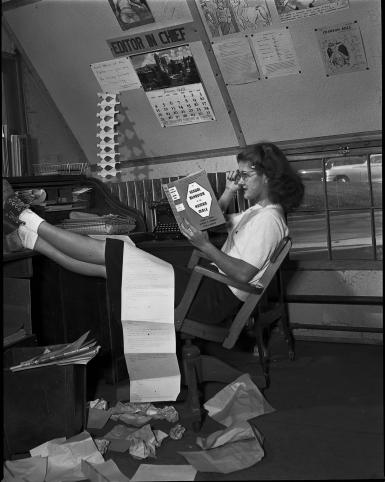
left=2, top=24, right=87, bottom=167
left=3, top=0, right=382, bottom=164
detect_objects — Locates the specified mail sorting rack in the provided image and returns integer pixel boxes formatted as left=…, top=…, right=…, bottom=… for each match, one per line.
left=96, top=93, right=121, bottom=179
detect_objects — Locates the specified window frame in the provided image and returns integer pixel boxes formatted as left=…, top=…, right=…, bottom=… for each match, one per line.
left=285, top=141, right=382, bottom=271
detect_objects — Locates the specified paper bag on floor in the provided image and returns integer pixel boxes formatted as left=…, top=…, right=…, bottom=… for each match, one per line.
left=81, top=459, right=130, bottom=482
left=196, top=421, right=260, bottom=449
left=29, top=431, right=104, bottom=482
left=4, top=457, right=47, bottom=482
left=204, top=373, right=275, bottom=426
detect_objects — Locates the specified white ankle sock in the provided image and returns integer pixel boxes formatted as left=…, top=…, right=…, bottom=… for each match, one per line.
left=19, top=209, right=44, bottom=233
left=18, top=225, right=38, bottom=250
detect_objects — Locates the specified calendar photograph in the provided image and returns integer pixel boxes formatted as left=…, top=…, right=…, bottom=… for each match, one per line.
left=130, top=45, right=201, bottom=92
left=131, top=44, right=216, bottom=127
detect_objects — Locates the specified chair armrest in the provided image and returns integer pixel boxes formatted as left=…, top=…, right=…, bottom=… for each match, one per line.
left=194, top=265, right=262, bottom=294
left=187, top=249, right=211, bottom=269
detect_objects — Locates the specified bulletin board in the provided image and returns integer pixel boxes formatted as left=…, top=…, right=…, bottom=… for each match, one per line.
left=3, top=0, right=382, bottom=167
left=3, top=0, right=240, bottom=164
left=203, top=0, right=381, bottom=144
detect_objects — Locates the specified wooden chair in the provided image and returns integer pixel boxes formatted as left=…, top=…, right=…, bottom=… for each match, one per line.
left=174, top=236, right=294, bottom=430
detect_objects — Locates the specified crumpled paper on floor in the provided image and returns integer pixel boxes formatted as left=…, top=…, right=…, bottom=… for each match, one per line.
left=109, top=402, right=179, bottom=426
left=94, top=438, right=110, bottom=455
left=29, top=438, right=67, bottom=457
left=196, top=421, right=261, bottom=450
left=81, top=459, right=130, bottom=482
left=203, top=373, right=275, bottom=427
left=169, top=424, right=186, bottom=440
left=104, top=423, right=168, bottom=459
left=87, top=398, right=112, bottom=429
left=87, top=409, right=113, bottom=429
left=130, top=464, right=197, bottom=481
left=3, top=456, right=48, bottom=482
left=179, top=437, right=264, bottom=474
left=29, top=431, right=105, bottom=481
left=89, top=398, right=109, bottom=410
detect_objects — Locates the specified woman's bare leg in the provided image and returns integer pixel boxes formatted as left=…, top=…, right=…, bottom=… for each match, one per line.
left=4, top=189, right=106, bottom=265
left=35, top=236, right=106, bottom=278
left=36, top=221, right=106, bottom=265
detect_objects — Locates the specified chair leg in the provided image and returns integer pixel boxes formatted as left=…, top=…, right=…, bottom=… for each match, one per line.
left=277, top=270, right=295, bottom=361
left=255, top=321, right=270, bottom=388
left=280, top=312, right=295, bottom=361
left=181, top=339, right=205, bottom=431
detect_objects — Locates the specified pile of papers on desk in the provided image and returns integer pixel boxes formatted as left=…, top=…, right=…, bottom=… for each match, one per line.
left=9, top=331, right=100, bottom=372
left=57, top=212, right=136, bottom=235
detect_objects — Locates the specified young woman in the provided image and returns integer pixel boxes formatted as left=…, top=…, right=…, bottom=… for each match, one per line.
left=4, top=142, right=304, bottom=325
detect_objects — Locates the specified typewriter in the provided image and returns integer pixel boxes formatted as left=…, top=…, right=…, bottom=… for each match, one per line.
left=153, top=222, right=184, bottom=239
left=150, top=200, right=184, bottom=240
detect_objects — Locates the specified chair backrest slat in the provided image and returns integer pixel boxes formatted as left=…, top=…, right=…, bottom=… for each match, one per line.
left=223, top=237, right=291, bottom=348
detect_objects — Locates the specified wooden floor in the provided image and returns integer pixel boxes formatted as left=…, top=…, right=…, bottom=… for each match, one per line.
left=88, top=331, right=384, bottom=480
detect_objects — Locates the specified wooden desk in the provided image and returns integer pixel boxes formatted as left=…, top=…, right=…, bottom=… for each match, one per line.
left=3, top=251, right=37, bottom=348
left=136, top=231, right=226, bottom=265
left=4, top=239, right=195, bottom=385
left=137, top=239, right=194, bottom=266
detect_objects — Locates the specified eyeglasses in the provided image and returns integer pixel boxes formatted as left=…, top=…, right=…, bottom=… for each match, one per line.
left=237, top=170, right=258, bottom=181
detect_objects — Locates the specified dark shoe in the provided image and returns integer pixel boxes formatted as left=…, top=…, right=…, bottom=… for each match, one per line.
left=3, top=195, right=30, bottom=226
left=3, top=179, right=14, bottom=207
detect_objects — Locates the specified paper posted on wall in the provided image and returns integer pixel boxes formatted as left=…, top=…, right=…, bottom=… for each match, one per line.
left=162, top=170, right=225, bottom=232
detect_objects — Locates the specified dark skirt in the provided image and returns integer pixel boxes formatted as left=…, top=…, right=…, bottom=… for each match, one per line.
left=105, top=238, right=242, bottom=326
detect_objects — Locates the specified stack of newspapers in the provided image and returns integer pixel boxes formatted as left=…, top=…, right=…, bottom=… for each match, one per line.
left=57, top=214, right=136, bottom=235
left=9, top=331, right=100, bottom=372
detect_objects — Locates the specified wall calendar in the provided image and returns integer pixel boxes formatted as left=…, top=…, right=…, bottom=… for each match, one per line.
left=130, top=44, right=215, bottom=128
left=146, top=83, right=215, bottom=128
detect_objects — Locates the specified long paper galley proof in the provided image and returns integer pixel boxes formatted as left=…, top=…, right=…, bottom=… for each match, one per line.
left=118, top=242, right=180, bottom=402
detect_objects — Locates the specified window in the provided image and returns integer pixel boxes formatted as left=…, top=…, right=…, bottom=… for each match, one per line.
left=287, top=149, right=382, bottom=262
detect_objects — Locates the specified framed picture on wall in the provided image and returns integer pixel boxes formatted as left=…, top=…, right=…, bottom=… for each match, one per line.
left=109, top=0, right=155, bottom=31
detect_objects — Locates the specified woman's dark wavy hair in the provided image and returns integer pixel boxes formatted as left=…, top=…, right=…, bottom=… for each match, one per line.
left=237, top=142, right=304, bottom=212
